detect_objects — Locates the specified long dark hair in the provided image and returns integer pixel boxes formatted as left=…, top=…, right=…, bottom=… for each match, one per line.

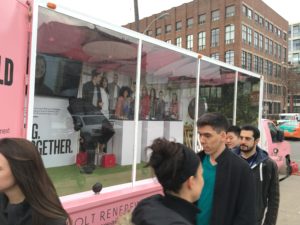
left=0, top=138, right=70, bottom=225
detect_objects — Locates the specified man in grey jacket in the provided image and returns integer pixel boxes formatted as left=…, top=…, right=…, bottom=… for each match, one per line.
left=234, top=125, right=279, bottom=225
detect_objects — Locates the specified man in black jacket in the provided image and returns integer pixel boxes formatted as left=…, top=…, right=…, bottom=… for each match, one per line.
left=234, top=125, right=279, bottom=225
left=196, top=112, right=256, bottom=225
left=82, top=69, right=102, bottom=109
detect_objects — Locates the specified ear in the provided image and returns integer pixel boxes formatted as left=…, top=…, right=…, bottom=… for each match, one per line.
left=220, top=131, right=227, bottom=141
left=255, top=138, right=260, bottom=145
left=186, top=176, right=194, bottom=190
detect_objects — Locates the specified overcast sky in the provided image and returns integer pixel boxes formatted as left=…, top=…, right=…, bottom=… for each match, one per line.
left=56, top=0, right=299, bottom=25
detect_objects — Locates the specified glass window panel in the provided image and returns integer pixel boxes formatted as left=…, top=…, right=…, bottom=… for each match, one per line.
left=199, top=61, right=235, bottom=124
left=236, top=73, right=260, bottom=125
left=140, top=41, right=198, bottom=171
left=35, top=6, right=139, bottom=196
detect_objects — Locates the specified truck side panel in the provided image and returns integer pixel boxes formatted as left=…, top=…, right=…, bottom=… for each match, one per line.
left=0, top=0, right=28, bottom=138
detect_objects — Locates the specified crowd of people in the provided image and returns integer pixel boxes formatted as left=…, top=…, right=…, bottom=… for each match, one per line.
left=0, top=112, right=280, bottom=225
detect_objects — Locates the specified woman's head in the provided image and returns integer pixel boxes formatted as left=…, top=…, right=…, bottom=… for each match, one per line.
left=0, top=138, right=69, bottom=224
left=119, top=86, right=131, bottom=98
left=100, top=76, right=108, bottom=88
left=146, top=138, right=203, bottom=202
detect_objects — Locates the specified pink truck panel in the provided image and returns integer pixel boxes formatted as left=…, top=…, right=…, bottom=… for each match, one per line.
left=62, top=180, right=162, bottom=225
left=0, top=0, right=28, bottom=138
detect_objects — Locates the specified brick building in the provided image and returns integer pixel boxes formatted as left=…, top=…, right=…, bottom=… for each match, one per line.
left=125, top=0, right=289, bottom=118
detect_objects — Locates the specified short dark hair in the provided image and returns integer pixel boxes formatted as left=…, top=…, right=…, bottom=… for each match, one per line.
left=226, top=125, right=241, bottom=137
left=91, top=69, right=101, bottom=78
left=197, top=112, right=229, bottom=133
left=240, top=125, right=260, bottom=140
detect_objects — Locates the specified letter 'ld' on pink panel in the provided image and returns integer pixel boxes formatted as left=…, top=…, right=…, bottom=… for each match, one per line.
left=0, top=0, right=28, bottom=138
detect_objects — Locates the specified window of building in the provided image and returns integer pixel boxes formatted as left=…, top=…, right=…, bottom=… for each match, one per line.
left=242, top=5, right=247, bottom=16
left=225, top=5, right=235, bottom=17
left=247, top=27, right=252, bottom=45
left=247, top=8, right=252, bottom=19
left=198, top=14, right=206, bottom=24
left=176, top=21, right=182, bottom=31
left=247, top=52, right=252, bottom=70
left=268, top=61, right=273, bottom=76
left=265, top=20, right=269, bottom=30
left=165, top=24, right=171, bottom=33
left=241, top=51, right=252, bottom=70
left=265, top=37, right=269, bottom=53
left=259, top=34, right=263, bottom=50
left=254, top=55, right=259, bottom=72
left=166, top=39, right=172, bottom=44
left=259, top=16, right=264, bottom=27
left=211, top=52, right=220, bottom=60
left=211, top=28, right=220, bottom=47
left=293, top=53, right=300, bottom=63
left=293, top=39, right=300, bottom=51
left=187, top=18, right=193, bottom=28
left=198, top=31, right=206, bottom=50
left=241, top=51, right=246, bottom=69
left=278, top=29, right=281, bottom=37
left=274, top=26, right=277, bottom=35
left=211, top=10, right=220, bottom=22
left=225, top=50, right=234, bottom=65
left=254, top=13, right=259, bottom=23
left=293, top=24, right=300, bottom=36
left=258, top=57, right=263, bottom=74
left=176, top=37, right=182, bottom=47
left=269, top=23, right=273, bottom=32
left=225, top=24, right=235, bottom=44
left=242, top=25, right=247, bottom=43
left=156, top=27, right=162, bottom=36
left=269, top=40, right=273, bottom=54
left=186, top=34, right=193, bottom=50
left=254, top=32, right=258, bottom=48
left=264, top=60, right=268, bottom=75
left=273, top=42, right=277, bottom=57
left=283, top=47, right=287, bottom=62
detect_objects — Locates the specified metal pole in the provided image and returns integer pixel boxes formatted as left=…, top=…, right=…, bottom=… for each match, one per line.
left=134, top=0, right=140, bottom=32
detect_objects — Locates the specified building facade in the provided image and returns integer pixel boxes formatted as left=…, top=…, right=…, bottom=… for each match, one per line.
left=125, top=0, right=289, bottom=118
left=288, top=22, right=300, bottom=112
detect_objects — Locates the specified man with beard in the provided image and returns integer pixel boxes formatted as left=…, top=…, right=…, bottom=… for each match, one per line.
left=196, top=112, right=255, bottom=225
left=234, top=125, right=279, bottom=225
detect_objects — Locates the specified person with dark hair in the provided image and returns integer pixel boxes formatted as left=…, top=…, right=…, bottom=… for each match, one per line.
left=115, top=86, right=131, bottom=120
left=196, top=112, right=255, bottom=225
left=108, top=73, right=120, bottom=116
left=35, top=54, right=54, bottom=96
left=99, top=76, right=109, bottom=118
left=233, top=125, right=279, bottom=225
left=82, top=69, right=102, bottom=109
left=149, top=88, right=157, bottom=120
left=140, top=86, right=150, bottom=120
left=156, top=90, right=166, bottom=120
left=132, top=138, right=203, bottom=225
left=0, top=138, right=70, bottom=225
left=226, top=125, right=241, bottom=150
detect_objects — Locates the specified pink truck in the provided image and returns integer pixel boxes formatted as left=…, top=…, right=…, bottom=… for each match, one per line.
left=0, top=1, right=292, bottom=224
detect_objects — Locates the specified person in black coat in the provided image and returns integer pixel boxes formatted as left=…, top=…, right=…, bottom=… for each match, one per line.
left=132, top=138, right=204, bottom=225
left=0, top=138, right=70, bottom=225
left=196, top=112, right=256, bottom=225
left=82, top=69, right=102, bottom=109
left=234, top=125, right=279, bottom=225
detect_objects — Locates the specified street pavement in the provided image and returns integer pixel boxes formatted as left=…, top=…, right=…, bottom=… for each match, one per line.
left=276, top=140, right=300, bottom=225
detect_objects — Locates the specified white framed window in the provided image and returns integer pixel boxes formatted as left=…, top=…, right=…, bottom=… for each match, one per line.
left=198, top=14, right=206, bottom=24
left=198, top=31, right=206, bottom=50
left=176, top=37, right=182, bottom=47
left=211, top=10, right=220, bottom=22
left=225, top=5, right=235, bottom=17
left=187, top=18, right=193, bottom=28
left=225, top=50, right=235, bottom=65
left=211, top=28, right=219, bottom=47
left=186, top=34, right=193, bottom=50
left=211, top=52, right=220, bottom=60
left=225, top=25, right=235, bottom=44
